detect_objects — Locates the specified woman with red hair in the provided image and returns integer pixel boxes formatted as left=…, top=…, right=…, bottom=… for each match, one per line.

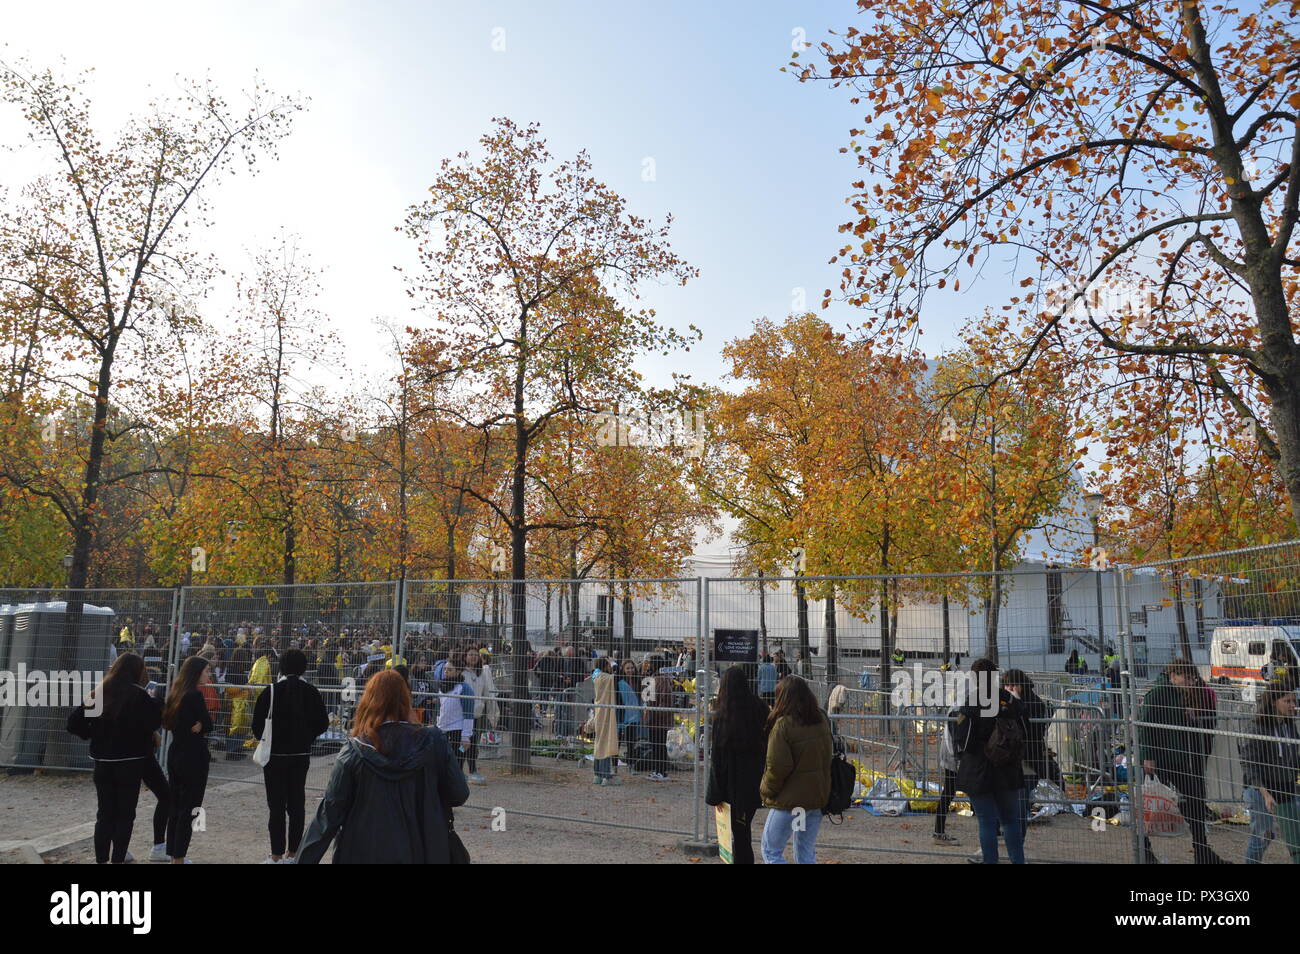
left=297, top=669, right=469, bottom=863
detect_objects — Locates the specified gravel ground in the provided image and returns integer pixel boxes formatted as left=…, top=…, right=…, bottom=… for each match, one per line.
left=0, top=753, right=1267, bottom=864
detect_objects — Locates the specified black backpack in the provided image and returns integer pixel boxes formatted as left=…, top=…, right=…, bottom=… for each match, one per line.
left=984, top=704, right=1025, bottom=767
left=823, top=731, right=856, bottom=818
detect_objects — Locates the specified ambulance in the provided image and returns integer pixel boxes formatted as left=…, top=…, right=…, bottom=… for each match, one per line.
left=1209, top=625, right=1300, bottom=684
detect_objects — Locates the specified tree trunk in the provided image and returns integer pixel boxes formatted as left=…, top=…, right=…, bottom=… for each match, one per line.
left=508, top=520, right=531, bottom=772
left=1173, top=569, right=1193, bottom=660
left=824, top=584, right=838, bottom=681
left=942, top=591, right=952, bottom=664
left=758, top=569, right=768, bottom=655
left=281, top=508, right=296, bottom=647
left=445, top=523, right=458, bottom=637
left=984, top=582, right=1003, bottom=666
left=50, top=345, right=114, bottom=766
left=879, top=576, right=892, bottom=715
left=507, top=369, right=532, bottom=770
left=621, top=580, right=633, bottom=661
left=794, top=577, right=810, bottom=673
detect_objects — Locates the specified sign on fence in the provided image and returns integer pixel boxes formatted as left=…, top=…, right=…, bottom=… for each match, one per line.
left=714, top=628, right=758, bottom=663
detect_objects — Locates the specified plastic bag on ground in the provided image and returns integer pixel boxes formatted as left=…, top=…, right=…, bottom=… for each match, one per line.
left=1028, top=778, right=1067, bottom=822
left=867, top=777, right=905, bottom=815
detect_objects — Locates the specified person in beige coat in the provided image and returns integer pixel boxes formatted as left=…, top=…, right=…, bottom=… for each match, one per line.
left=585, top=663, right=621, bottom=786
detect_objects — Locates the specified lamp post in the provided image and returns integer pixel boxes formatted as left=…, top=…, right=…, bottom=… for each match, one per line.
left=1083, top=491, right=1106, bottom=674
left=61, top=554, right=74, bottom=593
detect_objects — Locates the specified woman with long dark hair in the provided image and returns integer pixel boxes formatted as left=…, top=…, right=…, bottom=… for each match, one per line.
left=297, top=669, right=469, bottom=864
left=705, top=666, right=770, bottom=863
left=163, top=655, right=213, bottom=863
left=66, top=652, right=162, bottom=863
left=759, top=675, right=832, bottom=864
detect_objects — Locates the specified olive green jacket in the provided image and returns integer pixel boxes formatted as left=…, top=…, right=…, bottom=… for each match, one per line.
left=760, top=713, right=833, bottom=811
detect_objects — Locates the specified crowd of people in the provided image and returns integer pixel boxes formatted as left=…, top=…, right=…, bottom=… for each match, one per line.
left=66, top=617, right=1300, bottom=865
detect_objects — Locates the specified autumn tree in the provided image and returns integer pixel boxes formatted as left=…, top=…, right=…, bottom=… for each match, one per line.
left=798, top=0, right=1300, bottom=528
left=802, top=342, right=932, bottom=687
left=706, top=314, right=857, bottom=672
left=927, top=334, right=1079, bottom=662
left=403, top=118, right=696, bottom=769
left=0, top=60, right=300, bottom=598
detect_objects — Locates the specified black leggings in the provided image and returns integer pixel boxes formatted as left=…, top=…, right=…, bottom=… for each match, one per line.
left=140, top=756, right=171, bottom=846
left=731, top=808, right=756, bottom=865
left=646, top=725, right=669, bottom=775
left=263, top=755, right=311, bottom=856
left=449, top=731, right=467, bottom=770
left=93, top=760, right=144, bottom=863
left=935, top=768, right=959, bottom=834
left=465, top=717, right=482, bottom=773
left=166, top=758, right=209, bottom=859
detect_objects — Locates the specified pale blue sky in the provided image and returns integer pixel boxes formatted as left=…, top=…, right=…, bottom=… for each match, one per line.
left=1, top=0, right=993, bottom=394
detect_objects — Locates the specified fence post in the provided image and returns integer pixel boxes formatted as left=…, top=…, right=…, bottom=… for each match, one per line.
left=694, top=576, right=706, bottom=843
left=683, top=575, right=717, bottom=855
left=391, top=578, right=405, bottom=660
left=1116, top=567, right=1145, bottom=863
left=161, top=586, right=187, bottom=768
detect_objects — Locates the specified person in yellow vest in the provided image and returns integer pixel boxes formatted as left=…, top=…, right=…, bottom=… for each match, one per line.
left=118, top=623, right=135, bottom=646
left=891, top=648, right=905, bottom=668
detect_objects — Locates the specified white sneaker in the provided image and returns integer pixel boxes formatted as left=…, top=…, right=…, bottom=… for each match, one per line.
left=468, top=772, right=485, bottom=784
left=260, top=856, right=281, bottom=864
left=277, top=856, right=296, bottom=864
left=647, top=772, right=668, bottom=781
left=149, top=844, right=168, bottom=863
left=617, top=760, right=628, bottom=767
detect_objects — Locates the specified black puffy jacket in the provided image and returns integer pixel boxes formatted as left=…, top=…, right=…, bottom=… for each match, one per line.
left=297, top=721, right=469, bottom=864
left=954, top=689, right=1028, bottom=796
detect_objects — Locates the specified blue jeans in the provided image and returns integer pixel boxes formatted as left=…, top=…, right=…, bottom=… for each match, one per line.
left=761, top=808, right=823, bottom=864
left=553, top=689, right=576, bottom=738
left=1245, top=787, right=1275, bottom=864
left=970, top=790, right=1025, bottom=864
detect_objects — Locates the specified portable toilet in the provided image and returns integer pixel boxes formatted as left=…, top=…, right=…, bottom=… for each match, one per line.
left=0, top=601, right=115, bottom=769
